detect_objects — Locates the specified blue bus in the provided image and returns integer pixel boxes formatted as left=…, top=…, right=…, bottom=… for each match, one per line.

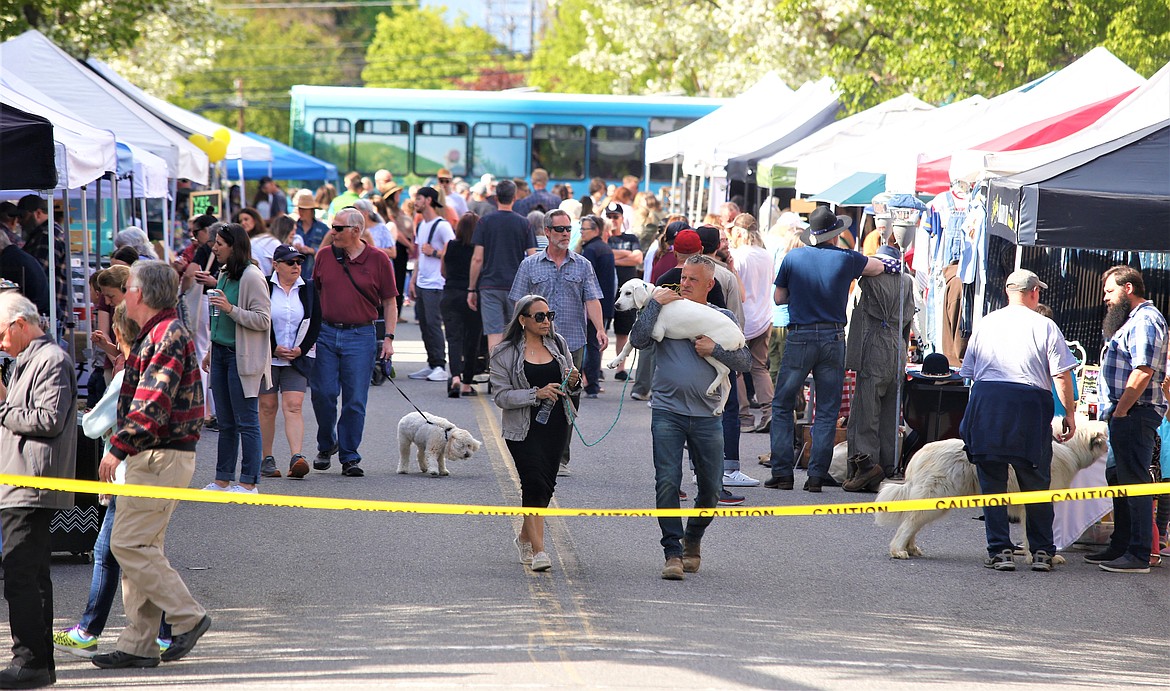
left=289, top=86, right=724, bottom=189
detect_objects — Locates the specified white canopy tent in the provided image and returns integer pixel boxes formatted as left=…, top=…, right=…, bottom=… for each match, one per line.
left=0, top=30, right=209, bottom=184
left=87, top=58, right=273, bottom=165
left=980, top=60, right=1170, bottom=177
left=754, top=93, right=935, bottom=189
left=644, top=72, right=793, bottom=164
left=116, top=142, right=170, bottom=199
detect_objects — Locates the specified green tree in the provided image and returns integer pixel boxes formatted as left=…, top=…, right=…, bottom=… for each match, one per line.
left=170, top=11, right=346, bottom=142
left=363, top=6, right=515, bottom=89
left=529, top=0, right=618, bottom=93
left=823, top=0, right=1170, bottom=113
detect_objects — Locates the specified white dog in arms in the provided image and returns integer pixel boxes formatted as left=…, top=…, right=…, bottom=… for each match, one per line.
left=607, top=278, right=745, bottom=415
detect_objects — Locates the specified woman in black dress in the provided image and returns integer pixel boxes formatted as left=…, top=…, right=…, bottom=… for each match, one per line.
left=440, top=212, right=483, bottom=397
left=490, top=295, right=581, bottom=572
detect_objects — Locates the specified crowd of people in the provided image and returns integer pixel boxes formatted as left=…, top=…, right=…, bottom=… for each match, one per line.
left=0, top=165, right=1164, bottom=686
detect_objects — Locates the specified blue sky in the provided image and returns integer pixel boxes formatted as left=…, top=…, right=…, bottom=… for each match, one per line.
left=419, top=0, right=535, bottom=53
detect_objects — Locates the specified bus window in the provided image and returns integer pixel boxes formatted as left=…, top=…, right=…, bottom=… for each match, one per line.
left=355, top=120, right=409, bottom=177
left=532, top=124, right=585, bottom=180
left=648, top=117, right=696, bottom=181
left=414, top=121, right=468, bottom=177
left=471, top=123, right=527, bottom=179
left=313, top=118, right=352, bottom=172
left=589, top=126, right=644, bottom=181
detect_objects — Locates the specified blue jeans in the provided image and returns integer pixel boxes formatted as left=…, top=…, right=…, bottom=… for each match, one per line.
left=583, top=327, right=602, bottom=396
left=78, top=498, right=171, bottom=640
left=1107, top=405, right=1161, bottom=562
left=768, top=326, right=846, bottom=479
left=311, top=323, right=377, bottom=464
left=211, top=343, right=261, bottom=484
left=652, top=409, right=723, bottom=558
left=722, top=377, right=740, bottom=472
left=975, top=458, right=1054, bottom=556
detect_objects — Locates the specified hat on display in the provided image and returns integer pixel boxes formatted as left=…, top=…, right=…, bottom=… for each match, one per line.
left=294, top=190, right=316, bottom=210
left=775, top=211, right=809, bottom=230
left=416, top=186, right=444, bottom=209
left=672, top=229, right=703, bottom=255
left=1005, top=269, right=1047, bottom=292
left=909, top=352, right=962, bottom=381
left=273, top=244, right=305, bottom=263
left=874, top=245, right=902, bottom=274
left=799, top=206, right=852, bottom=246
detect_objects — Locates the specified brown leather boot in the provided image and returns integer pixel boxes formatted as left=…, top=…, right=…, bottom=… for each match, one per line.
left=846, top=454, right=861, bottom=482
left=661, top=557, right=685, bottom=580
left=681, top=539, right=701, bottom=573
left=843, top=454, right=884, bottom=492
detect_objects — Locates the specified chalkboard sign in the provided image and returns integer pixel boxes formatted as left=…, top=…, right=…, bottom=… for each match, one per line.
left=188, top=190, right=221, bottom=219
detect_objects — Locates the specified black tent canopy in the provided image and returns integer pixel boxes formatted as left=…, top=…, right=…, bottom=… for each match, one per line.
left=0, top=102, right=56, bottom=190
left=988, top=120, right=1170, bottom=252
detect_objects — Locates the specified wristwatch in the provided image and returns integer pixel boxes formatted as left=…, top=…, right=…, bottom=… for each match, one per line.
left=385, top=334, right=395, bottom=340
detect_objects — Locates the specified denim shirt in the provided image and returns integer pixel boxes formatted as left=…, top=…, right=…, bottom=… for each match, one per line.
left=489, top=332, right=581, bottom=441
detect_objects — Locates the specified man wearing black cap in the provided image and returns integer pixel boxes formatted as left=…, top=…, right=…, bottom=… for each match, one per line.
left=16, top=195, right=68, bottom=324
left=604, top=203, right=643, bottom=381
left=766, top=207, right=884, bottom=493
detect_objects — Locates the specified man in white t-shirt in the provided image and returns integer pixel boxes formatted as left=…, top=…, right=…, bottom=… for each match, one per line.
left=958, top=269, right=1077, bottom=573
left=408, top=187, right=455, bottom=382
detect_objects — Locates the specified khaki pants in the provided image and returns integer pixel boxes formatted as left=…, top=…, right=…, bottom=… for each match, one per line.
left=739, top=330, right=773, bottom=427
left=110, top=448, right=206, bottom=657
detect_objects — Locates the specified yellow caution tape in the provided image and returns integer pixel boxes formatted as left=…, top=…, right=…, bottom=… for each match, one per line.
left=0, top=473, right=1159, bottom=518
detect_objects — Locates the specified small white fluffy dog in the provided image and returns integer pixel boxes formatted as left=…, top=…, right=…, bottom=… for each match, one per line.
left=875, top=417, right=1108, bottom=560
left=397, top=412, right=482, bottom=477
left=607, top=278, right=746, bottom=415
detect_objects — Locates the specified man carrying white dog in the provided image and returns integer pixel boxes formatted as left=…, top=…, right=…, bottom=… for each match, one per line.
left=630, top=255, right=750, bottom=580
left=959, top=269, right=1077, bottom=572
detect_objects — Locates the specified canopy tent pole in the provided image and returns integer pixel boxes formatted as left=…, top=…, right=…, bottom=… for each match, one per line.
left=110, top=172, right=120, bottom=236
left=43, top=191, right=55, bottom=338
left=95, top=177, right=103, bottom=264
left=237, top=159, right=246, bottom=219
left=642, top=160, right=650, bottom=194
left=80, top=184, right=92, bottom=351
left=670, top=157, right=680, bottom=216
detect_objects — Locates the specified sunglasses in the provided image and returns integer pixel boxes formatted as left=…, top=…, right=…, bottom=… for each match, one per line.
left=549, top=225, right=572, bottom=233
left=438, top=177, right=452, bottom=184
left=331, top=225, right=357, bottom=233
left=280, top=259, right=304, bottom=266
left=525, top=311, right=556, bottom=323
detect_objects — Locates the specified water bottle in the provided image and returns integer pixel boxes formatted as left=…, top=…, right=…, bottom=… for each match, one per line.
left=208, top=289, right=221, bottom=318
left=535, top=398, right=554, bottom=425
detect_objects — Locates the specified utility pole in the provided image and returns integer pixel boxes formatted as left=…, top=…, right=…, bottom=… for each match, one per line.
left=234, top=78, right=246, bottom=132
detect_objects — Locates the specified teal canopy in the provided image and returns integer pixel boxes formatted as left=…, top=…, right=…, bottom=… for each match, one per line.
left=807, top=172, right=886, bottom=206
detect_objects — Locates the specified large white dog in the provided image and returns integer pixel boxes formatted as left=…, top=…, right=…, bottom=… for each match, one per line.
left=397, top=412, right=482, bottom=477
left=875, top=417, right=1108, bottom=560
left=607, top=278, right=745, bottom=415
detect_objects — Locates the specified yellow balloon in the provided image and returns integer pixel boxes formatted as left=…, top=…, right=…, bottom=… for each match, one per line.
left=212, top=127, right=232, bottom=145
left=187, top=132, right=213, bottom=154
left=206, top=139, right=228, bottom=163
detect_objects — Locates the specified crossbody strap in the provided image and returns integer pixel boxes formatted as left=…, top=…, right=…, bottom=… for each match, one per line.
left=332, top=246, right=380, bottom=310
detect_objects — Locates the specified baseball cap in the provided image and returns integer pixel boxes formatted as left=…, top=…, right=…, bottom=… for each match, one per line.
left=1005, top=269, right=1047, bottom=292
left=273, top=244, right=305, bottom=263
left=673, top=229, right=702, bottom=255
left=416, top=186, right=444, bottom=209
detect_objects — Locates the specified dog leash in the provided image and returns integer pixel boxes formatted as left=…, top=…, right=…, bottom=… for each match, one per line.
left=564, top=349, right=637, bottom=448
left=387, top=375, right=450, bottom=440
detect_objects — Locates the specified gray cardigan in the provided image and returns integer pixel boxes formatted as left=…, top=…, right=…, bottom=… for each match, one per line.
left=0, top=335, right=77, bottom=509
left=490, top=332, right=580, bottom=441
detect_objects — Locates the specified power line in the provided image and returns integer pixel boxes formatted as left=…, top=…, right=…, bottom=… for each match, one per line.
left=219, top=0, right=412, bottom=9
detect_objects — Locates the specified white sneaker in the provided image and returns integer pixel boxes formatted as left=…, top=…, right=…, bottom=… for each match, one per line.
left=228, top=485, right=259, bottom=494
left=530, top=551, right=552, bottom=572
left=407, top=366, right=433, bottom=380
left=723, top=470, right=762, bottom=487
left=514, top=536, right=533, bottom=565
left=426, top=367, right=448, bottom=382
left=202, top=482, right=228, bottom=491
left=557, top=463, right=571, bottom=477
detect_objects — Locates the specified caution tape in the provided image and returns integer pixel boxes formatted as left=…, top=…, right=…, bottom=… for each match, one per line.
left=0, top=473, right=1162, bottom=518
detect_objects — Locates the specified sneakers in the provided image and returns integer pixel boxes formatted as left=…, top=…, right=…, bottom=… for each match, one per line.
left=314, top=444, right=338, bottom=471
left=530, top=551, right=552, bottom=572
left=260, top=456, right=280, bottom=478
left=661, top=556, right=685, bottom=580
left=1031, top=551, right=1054, bottom=572
left=204, top=416, right=219, bottom=432
left=514, top=536, right=534, bottom=565
left=681, top=539, right=701, bottom=573
left=407, top=366, right=434, bottom=380
left=1098, top=554, right=1151, bottom=574
left=157, top=637, right=171, bottom=654
left=288, top=454, right=310, bottom=479
left=160, top=614, right=211, bottom=662
left=426, top=367, right=448, bottom=382
left=678, top=488, right=688, bottom=500
left=723, top=470, right=761, bottom=487
left=984, top=549, right=1017, bottom=571
left=717, top=489, right=745, bottom=506
left=341, top=461, right=365, bottom=477
left=228, top=485, right=258, bottom=494
left=202, top=482, right=228, bottom=491
left=53, top=626, right=98, bottom=658
left=1083, top=548, right=1123, bottom=564
left=764, top=475, right=795, bottom=490
left=630, top=392, right=650, bottom=401
left=557, top=463, right=571, bottom=477
left=614, top=370, right=629, bottom=381
left=91, top=650, right=160, bottom=669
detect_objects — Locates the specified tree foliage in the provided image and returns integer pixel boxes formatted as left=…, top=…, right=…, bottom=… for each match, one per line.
left=363, top=6, right=515, bottom=89
left=528, top=0, right=618, bottom=94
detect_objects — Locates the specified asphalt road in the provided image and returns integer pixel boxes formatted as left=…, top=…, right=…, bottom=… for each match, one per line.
left=22, top=313, right=1170, bottom=688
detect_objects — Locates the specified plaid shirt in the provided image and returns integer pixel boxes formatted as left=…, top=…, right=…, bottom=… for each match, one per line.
left=1100, top=300, right=1168, bottom=416
left=509, top=250, right=603, bottom=352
